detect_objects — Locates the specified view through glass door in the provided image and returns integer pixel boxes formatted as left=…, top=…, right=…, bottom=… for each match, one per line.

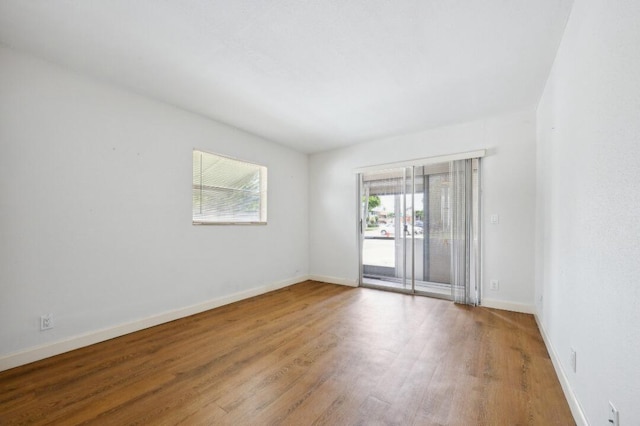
left=360, top=167, right=413, bottom=292
left=359, top=161, right=476, bottom=299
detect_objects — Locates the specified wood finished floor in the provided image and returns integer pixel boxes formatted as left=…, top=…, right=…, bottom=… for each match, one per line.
left=0, top=281, right=574, bottom=425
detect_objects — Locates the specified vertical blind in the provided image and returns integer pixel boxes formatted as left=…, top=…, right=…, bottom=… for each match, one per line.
left=450, top=158, right=481, bottom=305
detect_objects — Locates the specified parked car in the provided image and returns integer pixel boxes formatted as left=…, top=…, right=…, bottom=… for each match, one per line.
left=380, top=223, right=423, bottom=236
left=380, top=223, right=395, bottom=237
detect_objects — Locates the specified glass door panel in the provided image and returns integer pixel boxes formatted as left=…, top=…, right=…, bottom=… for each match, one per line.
left=360, top=163, right=454, bottom=299
left=413, top=165, right=453, bottom=298
left=361, top=167, right=412, bottom=292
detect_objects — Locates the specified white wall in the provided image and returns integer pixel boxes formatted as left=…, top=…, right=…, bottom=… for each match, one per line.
left=536, top=0, right=640, bottom=423
left=309, top=108, right=538, bottom=311
left=0, top=46, right=309, bottom=364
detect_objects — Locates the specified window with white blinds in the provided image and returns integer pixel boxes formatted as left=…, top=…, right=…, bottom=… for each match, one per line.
left=192, top=150, right=267, bottom=224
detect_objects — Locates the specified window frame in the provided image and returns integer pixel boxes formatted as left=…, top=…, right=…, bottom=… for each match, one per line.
left=192, top=149, right=268, bottom=225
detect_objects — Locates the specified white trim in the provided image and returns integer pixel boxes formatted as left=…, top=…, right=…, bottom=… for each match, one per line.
left=354, top=149, right=486, bottom=174
left=480, top=298, right=535, bottom=314
left=308, top=275, right=359, bottom=287
left=535, top=314, right=588, bottom=426
left=0, top=275, right=306, bottom=372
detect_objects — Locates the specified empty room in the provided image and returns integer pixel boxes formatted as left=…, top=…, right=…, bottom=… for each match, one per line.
left=1, top=0, right=639, bottom=424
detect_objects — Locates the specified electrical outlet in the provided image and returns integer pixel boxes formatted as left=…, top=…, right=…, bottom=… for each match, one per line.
left=40, top=314, right=54, bottom=331
left=490, top=280, right=499, bottom=291
left=608, top=401, right=619, bottom=426
left=570, top=348, right=577, bottom=373
left=490, top=214, right=499, bottom=224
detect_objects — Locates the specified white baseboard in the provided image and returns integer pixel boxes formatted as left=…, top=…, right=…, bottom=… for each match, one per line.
left=307, top=275, right=359, bottom=287
left=0, top=275, right=306, bottom=372
left=535, top=314, right=588, bottom=426
left=481, top=298, right=535, bottom=314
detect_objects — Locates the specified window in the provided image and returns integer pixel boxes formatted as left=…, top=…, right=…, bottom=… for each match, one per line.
left=192, top=149, right=267, bottom=224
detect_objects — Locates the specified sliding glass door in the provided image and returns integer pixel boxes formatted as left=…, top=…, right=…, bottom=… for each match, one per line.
left=360, top=167, right=413, bottom=292
left=358, top=159, right=481, bottom=303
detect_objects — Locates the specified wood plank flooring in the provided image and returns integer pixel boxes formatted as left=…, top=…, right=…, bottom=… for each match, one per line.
left=0, top=281, right=574, bottom=425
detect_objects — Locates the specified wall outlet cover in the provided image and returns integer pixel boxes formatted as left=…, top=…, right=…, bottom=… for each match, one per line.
left=608, top=401, right=619, bottom=426
left=40, top=314, right=54, bottom=331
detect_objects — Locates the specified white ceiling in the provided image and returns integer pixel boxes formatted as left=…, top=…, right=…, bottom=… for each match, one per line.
left=0, top=1, right=573, bottom=153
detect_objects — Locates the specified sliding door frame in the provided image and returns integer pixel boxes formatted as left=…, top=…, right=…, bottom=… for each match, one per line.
left=356, top=150, right=485, bottom=301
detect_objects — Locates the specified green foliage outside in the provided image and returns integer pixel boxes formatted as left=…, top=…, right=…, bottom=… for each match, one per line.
left=367, top=195, right=381, bottom=211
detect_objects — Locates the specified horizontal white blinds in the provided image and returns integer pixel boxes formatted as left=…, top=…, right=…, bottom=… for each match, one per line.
left=193, top=150, right=267, bottom=224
